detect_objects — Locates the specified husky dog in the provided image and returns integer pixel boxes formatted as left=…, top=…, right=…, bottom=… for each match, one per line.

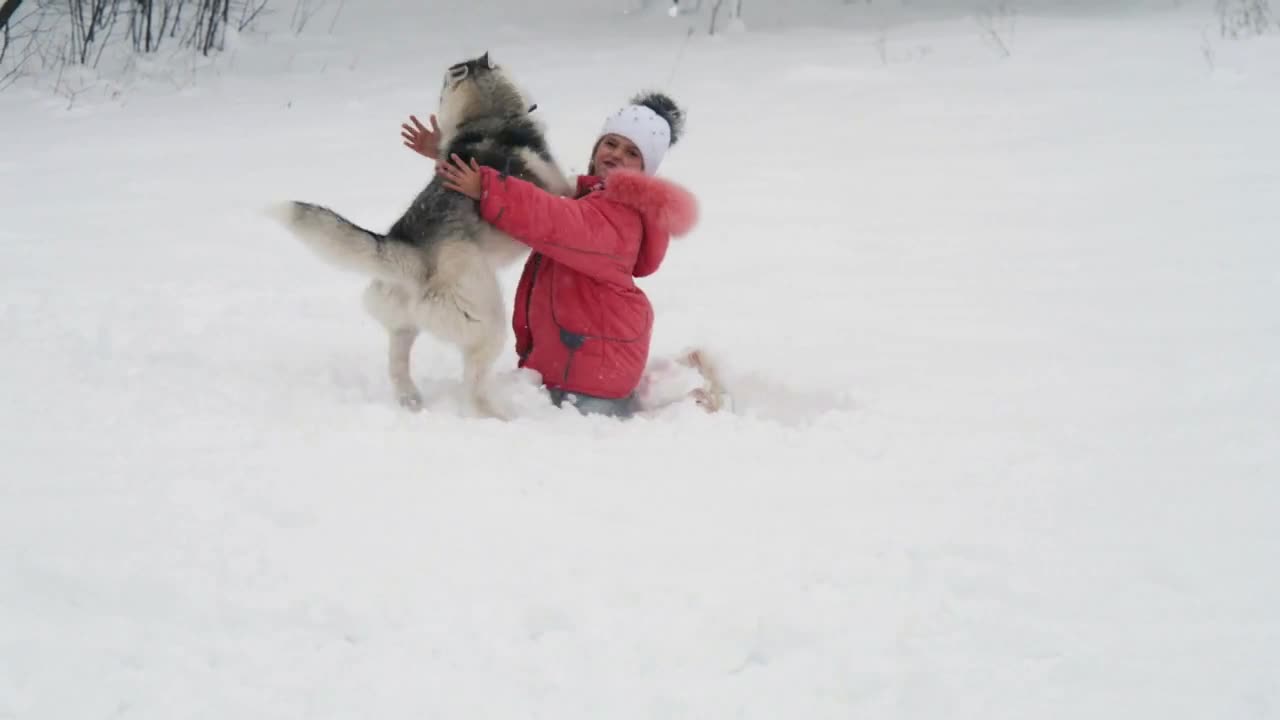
left=269, top=53, right=574, bottom=418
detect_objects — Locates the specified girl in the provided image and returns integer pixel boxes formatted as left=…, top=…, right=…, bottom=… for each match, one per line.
left=401, top=92, right=699, bottom=418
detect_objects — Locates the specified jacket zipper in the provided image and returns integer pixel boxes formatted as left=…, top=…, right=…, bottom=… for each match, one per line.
left=521, top=253, right=543, bottom=361
left=558, top=328, right=587, bottom=385
left=562, top=350, right=576, bottom=384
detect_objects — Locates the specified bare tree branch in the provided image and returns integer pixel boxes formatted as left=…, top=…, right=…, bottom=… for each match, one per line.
left=3, top=0, right=275, bottom=93
left=0, top=14, right=10, bottom=66
left=0, top=0, right=25, bottom=30
left=236, top=0, right=267, bottom=31
left=1216, top=0, right=1274, bottom=38
left=708, top=0, right=724, bottom=34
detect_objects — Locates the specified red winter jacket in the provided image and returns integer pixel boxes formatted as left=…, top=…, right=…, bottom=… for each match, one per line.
left=476, top=167, right=698, bottom=399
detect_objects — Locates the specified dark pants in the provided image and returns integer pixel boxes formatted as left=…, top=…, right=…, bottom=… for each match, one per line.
left=548, top=389, right=637, bottom=419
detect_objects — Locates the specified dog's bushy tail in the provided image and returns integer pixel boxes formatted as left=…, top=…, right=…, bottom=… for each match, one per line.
left=267, top=201, right=424, bottom=283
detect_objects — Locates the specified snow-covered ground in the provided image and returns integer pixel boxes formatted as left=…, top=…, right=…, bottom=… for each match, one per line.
left=2, top=1, right=1278, bottom=717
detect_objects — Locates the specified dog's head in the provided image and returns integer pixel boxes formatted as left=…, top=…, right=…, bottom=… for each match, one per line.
left=436, top=52, right=532, bottom=135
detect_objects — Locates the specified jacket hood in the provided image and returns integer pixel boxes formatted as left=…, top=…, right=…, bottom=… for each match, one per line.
left=577, top=170, right=698, bottom=278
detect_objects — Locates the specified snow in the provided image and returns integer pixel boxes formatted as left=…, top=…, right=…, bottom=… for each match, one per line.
left=2, top=0, right=1279, bottom=717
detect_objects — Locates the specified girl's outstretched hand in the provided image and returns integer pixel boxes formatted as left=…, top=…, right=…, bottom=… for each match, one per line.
left=401, top=114, right=441, bottom=160
left=438, top=154, right=483, bottom=200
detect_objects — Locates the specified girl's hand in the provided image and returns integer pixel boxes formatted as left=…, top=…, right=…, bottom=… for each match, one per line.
left=437, top=154, right=483, bottom=200
left=401, top=114, right=442, bottom=160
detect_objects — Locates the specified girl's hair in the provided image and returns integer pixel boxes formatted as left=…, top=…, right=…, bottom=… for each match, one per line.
left=586, top=137, right=603, bottom=178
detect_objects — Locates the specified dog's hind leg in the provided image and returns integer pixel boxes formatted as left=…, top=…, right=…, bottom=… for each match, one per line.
left=389, top=328, right=424, bottom=411
left=412, top=242, right=511, bottom=419
left=459, top=257, right=511, bottom=420
left=363, top=280, right=424, bottom=411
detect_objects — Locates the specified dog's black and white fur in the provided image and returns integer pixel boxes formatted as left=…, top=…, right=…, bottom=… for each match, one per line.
left=269, top=53, right=573, bottom=418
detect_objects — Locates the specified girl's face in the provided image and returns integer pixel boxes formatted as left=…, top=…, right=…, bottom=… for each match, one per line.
left=591, top=133, right=645, bottom=178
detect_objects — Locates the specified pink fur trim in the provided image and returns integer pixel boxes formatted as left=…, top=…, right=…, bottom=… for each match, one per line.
left=601, top=169, right=699, bottom=237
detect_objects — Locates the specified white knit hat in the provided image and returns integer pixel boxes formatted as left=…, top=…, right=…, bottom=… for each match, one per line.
left=597, top=92, right=685, bottom=176
left=600, top=105, right=671, bottom=176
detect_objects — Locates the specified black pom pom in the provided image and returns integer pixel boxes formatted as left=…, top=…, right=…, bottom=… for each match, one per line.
left=630, top=91, right=685, bottom=146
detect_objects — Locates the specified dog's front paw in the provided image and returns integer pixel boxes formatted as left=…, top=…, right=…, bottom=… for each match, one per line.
left=689, top=387, right=722, bottom=413
left=472, top=395, right=512, bottom=422
left=398, top=391, right=424, bottom=412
